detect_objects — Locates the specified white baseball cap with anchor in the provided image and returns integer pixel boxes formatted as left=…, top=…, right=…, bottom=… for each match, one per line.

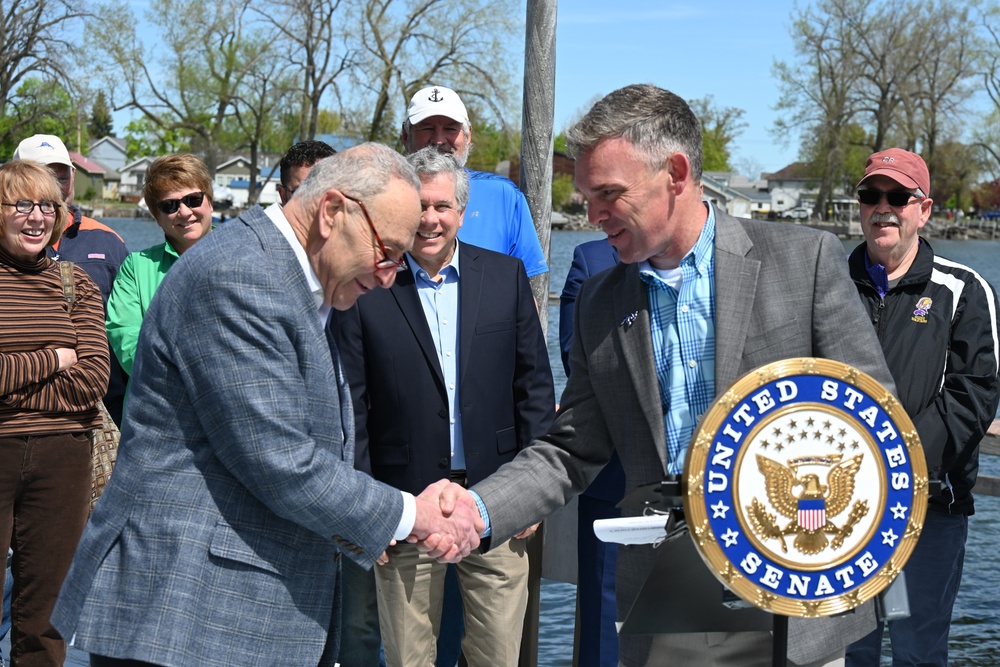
left=406, top=86, right=469, bottom=126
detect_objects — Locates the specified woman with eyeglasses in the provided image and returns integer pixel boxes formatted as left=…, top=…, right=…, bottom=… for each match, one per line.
left=106, top=154, right=214, bottom=379
left=0, top=159, right=110, bottom=665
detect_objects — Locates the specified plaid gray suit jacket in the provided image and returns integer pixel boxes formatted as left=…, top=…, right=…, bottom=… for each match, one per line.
left=52, top=206, right=404, bottom=667
left=473, top=207, right=895, bottom=666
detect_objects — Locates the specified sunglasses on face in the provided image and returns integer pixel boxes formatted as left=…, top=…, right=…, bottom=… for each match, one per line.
left=857, top=189, right=924, bottom=207
left=156, top=191, right=206, bottom=215
left=2, top=199, right=60, bottom=216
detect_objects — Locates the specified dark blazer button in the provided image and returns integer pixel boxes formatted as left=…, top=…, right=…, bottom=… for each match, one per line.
left=438, top=457, right=450, bottom=468
left=438, top=409, right=448, bottom=419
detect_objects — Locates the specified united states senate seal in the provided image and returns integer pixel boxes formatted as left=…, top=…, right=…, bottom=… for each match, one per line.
left=683, top=358, right=927, bottom=618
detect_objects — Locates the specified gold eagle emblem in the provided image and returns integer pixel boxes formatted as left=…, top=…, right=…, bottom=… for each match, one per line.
left=746, top=453, right=869, bottom=555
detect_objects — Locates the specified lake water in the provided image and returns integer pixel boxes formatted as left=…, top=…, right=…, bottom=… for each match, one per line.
left=51, top=220, right=1000, bottom=665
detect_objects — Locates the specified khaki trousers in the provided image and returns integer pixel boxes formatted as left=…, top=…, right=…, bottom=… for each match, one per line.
left=375, top=539, right=529, bottom=667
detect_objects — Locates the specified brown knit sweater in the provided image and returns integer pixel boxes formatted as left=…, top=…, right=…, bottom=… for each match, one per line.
left=0, top=245, right=109, bottom=436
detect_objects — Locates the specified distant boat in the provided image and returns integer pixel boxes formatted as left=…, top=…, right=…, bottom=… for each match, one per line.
left=214, top=185, right=234, bottom=209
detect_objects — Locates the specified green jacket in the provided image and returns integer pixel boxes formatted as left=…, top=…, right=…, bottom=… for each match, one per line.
left=106, top=239, right=182, bottom=374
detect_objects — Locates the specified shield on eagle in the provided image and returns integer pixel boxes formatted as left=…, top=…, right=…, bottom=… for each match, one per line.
left=797, top=498, right=826, bottom=531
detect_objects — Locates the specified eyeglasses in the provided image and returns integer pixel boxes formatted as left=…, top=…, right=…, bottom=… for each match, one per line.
left=342, top=194, right=406, bottom=272
left=156, top=191, right=206, bottom=215
left=2, top=200, right=59, bottom=216
left=857, top=189, right=925, bottom=207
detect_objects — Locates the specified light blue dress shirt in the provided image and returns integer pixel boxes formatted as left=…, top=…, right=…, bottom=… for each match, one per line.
left=638, top=204, right=717, bottom=475
left=408, top=241, right=466, bottom=470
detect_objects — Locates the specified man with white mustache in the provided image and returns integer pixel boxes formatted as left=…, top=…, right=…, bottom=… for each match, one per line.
left=845, top=148, right=1000, bottom=667
left=400, top=85, right=548, bottom=281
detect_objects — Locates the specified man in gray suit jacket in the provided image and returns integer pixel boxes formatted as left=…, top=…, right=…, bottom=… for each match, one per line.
left=458, top=85, right=897, bottom=667
left=52, top=143, right=483, bottom=667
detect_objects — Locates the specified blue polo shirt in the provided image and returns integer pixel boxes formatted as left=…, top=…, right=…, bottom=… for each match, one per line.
left=458, top=170, right=548, bottom=278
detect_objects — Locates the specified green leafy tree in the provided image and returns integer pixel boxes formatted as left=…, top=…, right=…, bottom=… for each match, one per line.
left=773, top=0, right=865, bottom=219
left=0, top=0, right=89, bottom=147
left=551, top=173, right=575, bottom=212
left=315, top=108, right=343, bottom=135
left=465, top=117, right=519, bottom=173
left=929, top=141, right=982, bottom=212
left=123, top=116, right=191, bottom=160
left=87, top=0, right=265, bottom=173
left=775, top=0, right=985, bottom=217
left=689, top=95, right=747, bottom=172
left=553, top=132, right=567, bottom=155
left=0, top=78, right=78, bottom=156
left=88, top=91, right=114, bottom=138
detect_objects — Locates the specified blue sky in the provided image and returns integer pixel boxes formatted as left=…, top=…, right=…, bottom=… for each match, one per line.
left=549, top=1, right=803, bottom=176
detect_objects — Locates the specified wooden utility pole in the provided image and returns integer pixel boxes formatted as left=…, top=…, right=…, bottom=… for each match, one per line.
left=522, top=0, right=557, bottom=333
left=518, top=2, right=557, bottom=666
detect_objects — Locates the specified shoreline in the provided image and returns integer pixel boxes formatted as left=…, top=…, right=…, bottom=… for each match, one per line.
left=87, top=204, right=1000, bottom=242
left=552, top=212, right=1000, bottom=240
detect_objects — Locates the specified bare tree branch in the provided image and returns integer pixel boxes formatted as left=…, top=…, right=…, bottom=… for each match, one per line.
left=0, top=0, right=90, bottom=146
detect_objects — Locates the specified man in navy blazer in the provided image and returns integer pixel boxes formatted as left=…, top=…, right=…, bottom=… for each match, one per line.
left=333, top=148, right=555, bottom=666
left=559, top=238, right=623, bottom=667
left=52, top=144, right=483, bottom=667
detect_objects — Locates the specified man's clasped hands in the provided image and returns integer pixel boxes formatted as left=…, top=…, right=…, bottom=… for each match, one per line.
left=405, top=479, right=484, bottom=564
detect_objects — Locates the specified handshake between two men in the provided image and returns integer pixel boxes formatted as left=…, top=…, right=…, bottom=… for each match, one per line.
left=405, top=479, right=545, bottom=563
left=406, top=479, right=485, bottom=563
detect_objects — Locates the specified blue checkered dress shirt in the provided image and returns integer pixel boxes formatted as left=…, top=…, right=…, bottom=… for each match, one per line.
left=638, top=206, right=716, bottom=475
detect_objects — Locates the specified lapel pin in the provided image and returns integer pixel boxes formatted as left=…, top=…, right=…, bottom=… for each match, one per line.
left=620, top=311, right=638, bottom=331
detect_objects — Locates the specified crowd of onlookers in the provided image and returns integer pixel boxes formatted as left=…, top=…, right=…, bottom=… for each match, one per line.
left=2, top=81, right=999, bottom=667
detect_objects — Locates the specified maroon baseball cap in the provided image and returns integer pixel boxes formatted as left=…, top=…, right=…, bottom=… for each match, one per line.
left=857, top=148, right=930, bottom=195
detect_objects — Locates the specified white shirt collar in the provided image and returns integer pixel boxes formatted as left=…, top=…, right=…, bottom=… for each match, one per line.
left=263, top=202, right=329, bottom=323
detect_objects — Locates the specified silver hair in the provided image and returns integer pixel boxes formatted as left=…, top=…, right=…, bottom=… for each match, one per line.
left=295, top=142, right=420, bottom=204
left=406, top=146, right=470, bottom=211
left=564, top=83, right=703, bottom=183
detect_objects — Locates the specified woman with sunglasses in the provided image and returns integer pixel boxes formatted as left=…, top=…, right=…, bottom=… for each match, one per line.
left=0, top=160, right=110, bottom=665
left=106, top=154, right=214, bottom=380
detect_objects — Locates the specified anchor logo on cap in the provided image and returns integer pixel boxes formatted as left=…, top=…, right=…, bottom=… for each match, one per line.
left=428, top=88, right=444, bottom=102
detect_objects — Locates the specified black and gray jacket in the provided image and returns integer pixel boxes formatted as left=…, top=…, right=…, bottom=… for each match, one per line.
left=849, top=238, right=1000, bottom=515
